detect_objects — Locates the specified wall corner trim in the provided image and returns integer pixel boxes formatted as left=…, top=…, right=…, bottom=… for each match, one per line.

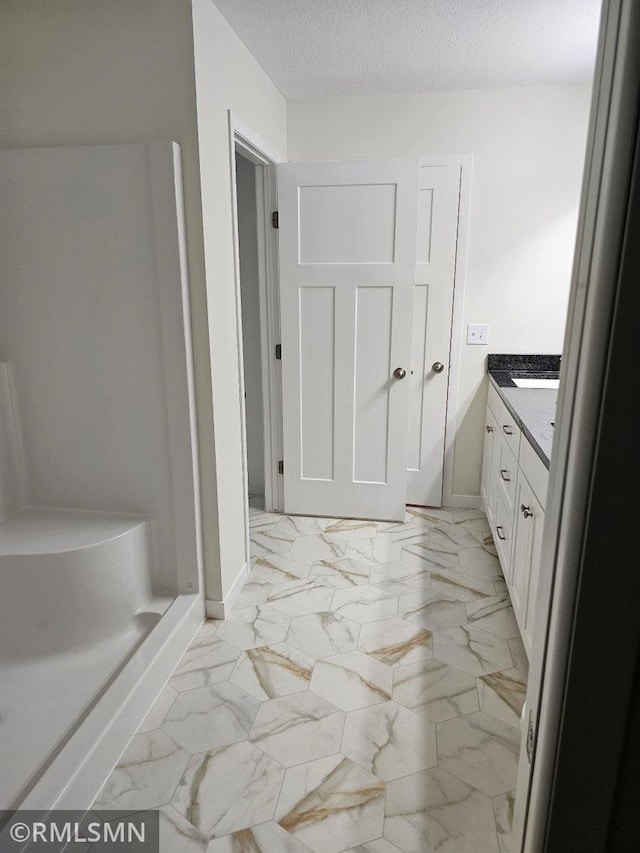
left=205, top=561, right=249, bottom=619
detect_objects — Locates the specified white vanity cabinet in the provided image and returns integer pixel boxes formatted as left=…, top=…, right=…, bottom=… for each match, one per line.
left=481, top=385, right=549, bottom=656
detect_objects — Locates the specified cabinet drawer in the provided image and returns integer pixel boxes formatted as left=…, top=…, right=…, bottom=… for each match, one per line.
left=493, top=489, right=513, bottom=577
left=496, top=438, right=517, bottom=513
left=487, top=384, right=521, bottom=459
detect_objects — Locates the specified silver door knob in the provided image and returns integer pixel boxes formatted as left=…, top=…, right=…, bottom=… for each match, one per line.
left=393, top=367, right=407, bottom=379
left=432, top=362, right=445, bottom=373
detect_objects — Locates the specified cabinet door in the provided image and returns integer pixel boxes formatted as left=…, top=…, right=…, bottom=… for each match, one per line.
left=480, top=408, right=497, bottom=522
left=524, top=490, right=545, bottom=650
left=511, top=471, right=544, bottom=652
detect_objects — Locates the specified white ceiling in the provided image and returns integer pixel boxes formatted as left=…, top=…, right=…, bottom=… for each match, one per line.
left=213, top=0, right=601, bottom=100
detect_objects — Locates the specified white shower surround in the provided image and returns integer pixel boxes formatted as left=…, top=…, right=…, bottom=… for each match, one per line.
left=0, top=142, right=204, bottom=811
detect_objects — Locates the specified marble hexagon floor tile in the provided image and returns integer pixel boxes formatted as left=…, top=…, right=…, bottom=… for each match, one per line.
left=368, top=560, right=431, bottom=595
left=159, top=805, right=211, bottom=853
left=248, top=511, right=283, bottom=532
left=249, top=690, right=345, bottom=765
left=437, top=711, right=521, bottom=797
left=346, top=537, right=402, bottom=565
left=433, top=624, right=514, bottom=677
left=341, top=700, right=437, bottom=781
left=374, top=522, right=431, bottom=546
left=401, top=540, right=460, bottom=571
left=94, top=730, right=190, bottom=813
left=275, top=754, right=385, bottom=853
left=493, top=790, right=516, bottom=853
left=276, top=515, right=328, bottom=538
left=249, top=526, right=296, bottom=557
left=215, top=604, right=291, bottom=651
left=429, top=567, right=496, bottom=602
left=286, top=610, right=360, bottom=658
left=332, top=585, right=398, bottom=624
left=384, top=766, right=500, bottom=853
left=458, top=546, right=503, bottom=578
left=250, top=552, right=313, bottom=583
left=429, top=523, right=485, bottom=552
left=291, top=532, right=349, bottom=561
left=267, top=578, right=335, bottom=617
left=323, top=518, right=378, bottom=540
left=465, top=594, right=520, bottom=639
left=478, top=664, right=528, bottom=729
left=169, top=635, right=242, bottom=692
left=310, top=556, right=371, bottom=588
left=405, top=506, right=455, bottom=526
left=398, top=590, right=468, bottom=631
left=94, top=503, right=529, bottom=852
left=229, top=642, right=314, bottom=701
left=171, top=741, right=284, bottom=839
left=207, top=821, right=311, bottom=852
left=138, top=682, right=178, bottom=733
left=161, top=682, right=259, bottom=754
left=310, top=650, right=393, bottom=711
left=232, top=575, right=272, bottom=609
left=346, top=840, right=404, bottom=853
left=358, top=617, right=432, bottom=667
left=392, top=658, right=479, bottom=723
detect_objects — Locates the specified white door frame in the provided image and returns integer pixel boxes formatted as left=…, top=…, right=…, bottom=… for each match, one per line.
left=417, top=155, right=473, bottom=508
left=228, top=112, right=284, bottom=572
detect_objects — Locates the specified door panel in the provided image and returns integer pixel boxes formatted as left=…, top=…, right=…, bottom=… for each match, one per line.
left=299, top=286, right=335, bottom=480
left=278, top=158, right=420, bottom=521
left=407, top=165, right=462, bottom=506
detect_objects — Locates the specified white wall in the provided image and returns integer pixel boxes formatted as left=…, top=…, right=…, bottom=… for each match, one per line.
left=191, top=0, right=286, bottom=599
left=288, top=84, right=591, bottom=499
left=236, top=154, right=266, bottom=497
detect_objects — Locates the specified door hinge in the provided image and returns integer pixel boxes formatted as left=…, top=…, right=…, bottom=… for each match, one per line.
left=526, top=710, right=535, bottom=763
left=278, top=460, right=284, bottom=475
left=275, top=344, right=282, bottom=360
left=271, top=210, right=279, bottom=229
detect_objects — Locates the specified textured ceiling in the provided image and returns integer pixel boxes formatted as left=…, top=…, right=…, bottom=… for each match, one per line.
left=212, top=0, right=601, bottom=100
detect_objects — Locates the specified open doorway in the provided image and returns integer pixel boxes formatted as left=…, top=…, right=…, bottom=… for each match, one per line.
left=236, top=152, right=266, bottom=509
left=228, top=111, right=284, bottom=563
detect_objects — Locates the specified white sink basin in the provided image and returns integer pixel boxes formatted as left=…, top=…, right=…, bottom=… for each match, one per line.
left=512, top=378, right=560, bottom=389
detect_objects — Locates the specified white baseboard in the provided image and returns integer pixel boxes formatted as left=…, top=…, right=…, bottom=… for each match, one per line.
left=205, top=561, right=249, bottom=620
left=449, top=494, right=483, bottom=509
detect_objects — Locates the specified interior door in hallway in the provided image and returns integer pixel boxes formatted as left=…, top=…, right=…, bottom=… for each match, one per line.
left=407, top=163, right=462, bottom=506
left=277, top=158, right=420, bottom=521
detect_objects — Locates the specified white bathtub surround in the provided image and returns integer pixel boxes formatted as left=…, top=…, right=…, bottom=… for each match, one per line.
left=0, top=143, right=204, bottom=811
left=0, top=508, right=151, bottom=660
left=95, top=505, right=524, bottom=850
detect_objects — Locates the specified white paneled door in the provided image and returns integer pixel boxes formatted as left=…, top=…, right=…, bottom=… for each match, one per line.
left=407, top=164, right=462, bottom=505
left=277, top=159, right=420, bottom=521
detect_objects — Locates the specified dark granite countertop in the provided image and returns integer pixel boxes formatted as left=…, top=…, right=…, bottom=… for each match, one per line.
left=487, top=355, right=560, bottom=469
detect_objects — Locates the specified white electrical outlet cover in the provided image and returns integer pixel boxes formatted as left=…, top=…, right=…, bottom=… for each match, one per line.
left=467, top=324, right=489, bottom=345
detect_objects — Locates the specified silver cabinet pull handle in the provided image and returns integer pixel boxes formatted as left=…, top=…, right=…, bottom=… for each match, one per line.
left=393, top=367, right=407, bottom=379
left=521, top=504, right=533, bottom=518
left=432, top=361, right=445, bottom=373
left=486, top=425, right=494, bottom=433
left=502, top=425, right=514, bottom=435
left=496, top=526, right=506, bottom=541
left=500, top=469, right=511, bottom=482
